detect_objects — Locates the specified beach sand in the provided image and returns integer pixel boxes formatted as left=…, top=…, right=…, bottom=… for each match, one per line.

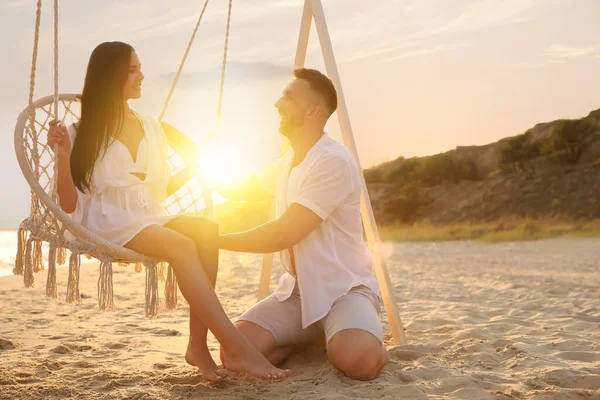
left=1, top=240, right=599, bottom=399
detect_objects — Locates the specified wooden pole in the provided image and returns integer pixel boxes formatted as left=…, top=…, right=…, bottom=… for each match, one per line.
left=257, top=0, right=313, bottom=302
left=256, top=0, right=407, bottom=347
left=308, top=0, right=407, bottom=345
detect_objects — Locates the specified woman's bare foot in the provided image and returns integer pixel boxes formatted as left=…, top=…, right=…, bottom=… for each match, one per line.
left=185, top=340, right=223, bottom=384
left=222, top=344, right=290, bottom=380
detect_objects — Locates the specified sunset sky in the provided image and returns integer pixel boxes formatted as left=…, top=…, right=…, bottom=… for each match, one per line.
left=1, top=0, right=599, bottom=228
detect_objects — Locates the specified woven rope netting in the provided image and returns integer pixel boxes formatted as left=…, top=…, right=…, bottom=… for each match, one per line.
left=14, top=94, right=210, bottom=316
left=14, top=0, right=233, bottom=317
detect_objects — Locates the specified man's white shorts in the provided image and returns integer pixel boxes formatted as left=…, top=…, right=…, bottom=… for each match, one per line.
left=237, top=284, right=383, bottom=346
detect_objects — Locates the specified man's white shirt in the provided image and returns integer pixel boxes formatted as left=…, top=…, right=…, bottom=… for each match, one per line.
left=257, top=133, right=380, bottom=328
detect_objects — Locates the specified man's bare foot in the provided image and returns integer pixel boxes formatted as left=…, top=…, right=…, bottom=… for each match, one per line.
left=185, top=341, right=223, bottom=384
left=222, top=345, right=290, bottom=380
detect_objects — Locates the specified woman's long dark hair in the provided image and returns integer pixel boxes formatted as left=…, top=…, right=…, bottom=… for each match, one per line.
left=71, top=41, right=134, bottom=192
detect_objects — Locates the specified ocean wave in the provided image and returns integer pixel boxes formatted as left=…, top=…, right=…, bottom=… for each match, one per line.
left=0, top=262, right=15, bottom=278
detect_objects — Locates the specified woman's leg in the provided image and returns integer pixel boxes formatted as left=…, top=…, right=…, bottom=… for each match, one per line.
left=125, top=224, right=289, bottom=381
left=162, top=217, right=219, bottom=371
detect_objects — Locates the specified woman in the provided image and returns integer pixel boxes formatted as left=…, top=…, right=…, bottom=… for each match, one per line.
left=47, top=41, right=288, bottom=383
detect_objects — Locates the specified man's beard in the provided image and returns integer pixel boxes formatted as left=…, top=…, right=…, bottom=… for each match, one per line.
left=279, top=114, right=304, bottom=137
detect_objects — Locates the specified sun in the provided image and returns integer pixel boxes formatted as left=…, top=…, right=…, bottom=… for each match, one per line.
left=195, top=136, right=253, bottom=187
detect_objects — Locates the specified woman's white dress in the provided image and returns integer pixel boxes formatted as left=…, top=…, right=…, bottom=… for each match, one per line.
left=67, top=112, right=177, bottom=246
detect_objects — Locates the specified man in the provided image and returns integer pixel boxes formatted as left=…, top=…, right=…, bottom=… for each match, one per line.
left=218, top=68, right=387, bottom=381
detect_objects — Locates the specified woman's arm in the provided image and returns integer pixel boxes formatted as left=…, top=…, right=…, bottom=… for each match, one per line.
left=47, top=121, right=78, bottom=213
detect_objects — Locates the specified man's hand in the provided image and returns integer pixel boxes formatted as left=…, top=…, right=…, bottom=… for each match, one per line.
left=218, top=203, right=323, bottom=253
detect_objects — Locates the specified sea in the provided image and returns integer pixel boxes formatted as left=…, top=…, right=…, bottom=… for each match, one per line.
left=0, top=230, right=21, bottom=277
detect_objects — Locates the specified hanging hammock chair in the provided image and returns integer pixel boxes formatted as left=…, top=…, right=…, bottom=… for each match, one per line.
left=13, top=0, right=232, bottom=317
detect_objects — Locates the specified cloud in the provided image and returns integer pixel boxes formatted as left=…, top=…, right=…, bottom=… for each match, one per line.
left=379, top=43, right=472, bottom=63
left=428, top=0, right=542, bottom=36
left=160, top=61, right=291, bottom=88
left=544, top=44, right=600, bottom=59
left=342, top=0, right=541, bottom=63
left=346, top=40, right=472, bottom=63
left=131, top=0, right=301, bottom=39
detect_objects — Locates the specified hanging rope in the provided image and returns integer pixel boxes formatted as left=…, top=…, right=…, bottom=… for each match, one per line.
left=27, top=0, right=43, bottom=221
left=214, top=0, right=233, bottom=137
left=157, top=0, right=232, bottom=220
left=52, top=0, right=60, bottom=209
left=28, top=0, right=42, bottom=111
left=53, top=0, right=59, bottom=118
left=158, top=0, right=210, bottom=121
left=201, top=0, right=233, bottom=220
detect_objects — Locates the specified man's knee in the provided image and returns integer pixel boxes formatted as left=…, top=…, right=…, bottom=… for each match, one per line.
left=327, top=329, right=386, bottom=381
left=220, top=320, right=273, bottom=365
left=233, top=320, right=277, bottom=355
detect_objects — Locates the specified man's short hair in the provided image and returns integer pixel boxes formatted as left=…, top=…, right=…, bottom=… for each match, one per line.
left=293, top=68, right=338, bottom=115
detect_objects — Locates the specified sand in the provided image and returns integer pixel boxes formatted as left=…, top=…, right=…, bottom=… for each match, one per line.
left=1, top=239, right=599, bottom=399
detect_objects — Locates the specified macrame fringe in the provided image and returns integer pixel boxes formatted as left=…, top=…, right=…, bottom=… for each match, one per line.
left=24, top=237, right=35, bottom=288
left=98, top=260, right=114, bottom=310
left=165, top=264, right=178, bottom=310
left=14, top=228, right=27, bottom=276
left=32, top=239, right=44, bottom=272
left=158, top=262, right=166, bottom=282
left=46, top=243, right=57, bottom=299
left=56, top=246, right=67, bottom=265
left=66, top=252, right=82, bottom=304
left=134, top=262, right=142, bottom=273
left=145, top=262, right=159, bottom=318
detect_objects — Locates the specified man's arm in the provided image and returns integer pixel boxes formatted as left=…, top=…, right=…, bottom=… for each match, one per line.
left=220, top=154, right=356, bottom=252
left=161, top=122, right=199, bottom=196
left=161, top=121, right=198, bottom=165
left=166, top=166, right=195, bottom=197
left=218, top=203, right=322, bottom=253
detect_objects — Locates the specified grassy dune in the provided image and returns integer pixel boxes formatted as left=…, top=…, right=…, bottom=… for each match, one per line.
left=380, top=219, right=600, bottom=243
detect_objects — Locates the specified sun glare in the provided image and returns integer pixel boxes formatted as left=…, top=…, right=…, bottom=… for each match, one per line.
left=195, top=137, right=254, bottom=187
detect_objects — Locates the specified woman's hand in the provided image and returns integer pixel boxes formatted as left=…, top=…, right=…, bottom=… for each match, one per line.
left=47, top=120, right=71, bottom=156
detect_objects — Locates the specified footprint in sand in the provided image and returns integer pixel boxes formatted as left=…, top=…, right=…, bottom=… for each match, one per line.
left=159, top=374, right=206, bottom=385
left=153, top=363, right=175, bottom=370
left=106, top=343, right=128, bottom=350
left=72, top=360, right=95, bottom=368
left=40, top=360, right=64, bottom=371
left=555, top=351, right=600, bottom=363
left=388, top=344, right=441, bottom=361
left=30, top=318, right=50, bottom=325
left=152, top=328, right=181, bottom=336
left=0, top=338, right=17, bottom=350
left=540, top=369, right=600, bottom=390
left=51, top=343, right=94, bottom=354
left=48, top=335, right=70, bottom=340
